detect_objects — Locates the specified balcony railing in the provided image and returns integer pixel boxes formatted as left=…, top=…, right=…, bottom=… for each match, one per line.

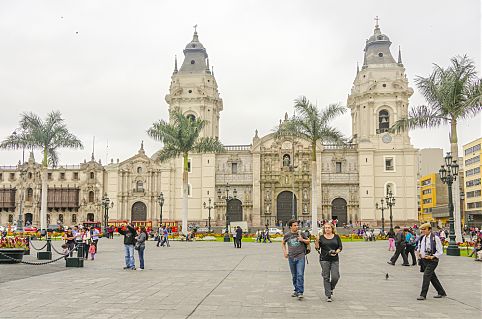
left=323, top=143, right=357, bottom=150
left=223, top=145, right=251, bottom=152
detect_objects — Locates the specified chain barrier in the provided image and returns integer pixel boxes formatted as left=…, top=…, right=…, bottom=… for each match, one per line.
left=28, top=238, right=48, bottom=251
left=0, top=243, right=80, bottom=265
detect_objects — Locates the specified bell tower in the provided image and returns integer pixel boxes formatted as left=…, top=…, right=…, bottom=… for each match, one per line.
left=165, top=27, right=223, bottom=138
left=347, top=20, right=418, bottom=226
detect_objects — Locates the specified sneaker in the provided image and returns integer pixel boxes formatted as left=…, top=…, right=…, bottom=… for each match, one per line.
left=137, top=268, right=144, bottom=271
left=387, top=261, right=395, bottom=265
left=123, top=266, right=130, bottom=270
left=433, top=294, right=446, bottom=298
left=291, top=292, right=298, bottom=297
left=130, top=267, right=136, bottom=270
left=327, top=297, right=332, bottom=302
left=402, top=264, right=410, bottom=266
left=297, top=293, right=303, bottom=300
left=417, top=296, right=426, bottom=300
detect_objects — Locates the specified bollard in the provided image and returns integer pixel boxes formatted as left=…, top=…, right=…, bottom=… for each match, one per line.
left=66, top=240, right=84, bottom=267
left=24, top=236, right=30, bottom=256
left=37, top=234, right=52, bottom=260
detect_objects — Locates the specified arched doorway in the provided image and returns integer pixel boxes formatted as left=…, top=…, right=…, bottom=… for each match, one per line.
left=87, top=213, right=94, bottom=222
left=331, top=198, right=347, bottom=225
left=131, top=201, right=147, bottom=222
left=277, top=191, right=297, bottom=227
left=24, top=213, right=33, bottom=226
left=227, top=199, right=243, bottom=222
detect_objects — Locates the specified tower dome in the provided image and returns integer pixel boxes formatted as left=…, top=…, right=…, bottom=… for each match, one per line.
left=362, top=22, right=396, bottom=68
left=179, top=28, right=209, bottom=74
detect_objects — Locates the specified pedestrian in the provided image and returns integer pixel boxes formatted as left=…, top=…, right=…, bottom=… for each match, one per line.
left=92, top=227, right=100, bottom=249
left=235, top=226, right=243, bottom=248
left=405, top=228, right=417, bottom=266
left=161, top=226, right=170, bottom=247
left=81, top=228, right=91, bottom=260
left=416, top=223, right=447, bottom=300
left=135, top=226, right=147, bottom=270
left=118, top=223, right=137, bottom=270
left=281, top=219, right=310, bottom=300
left=438, top=228, right=446, bottom=243
left=63, top=229, right=76, bottom=257
left=315, top=222, right=342, bottom=302
left=387, top=228, right=395, bottom=251
left=61, top=243, right=69, bottom=260
left=88, top=242, right=96, bottom=260
left=387, top=226, right=409, bottom=266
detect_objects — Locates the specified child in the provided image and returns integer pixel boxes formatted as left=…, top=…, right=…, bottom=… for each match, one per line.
left=62, top=244, right=69, bottom=260
left=88, top=242, right=96, bottom=260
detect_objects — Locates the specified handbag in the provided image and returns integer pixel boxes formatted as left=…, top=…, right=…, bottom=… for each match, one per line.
left=134, top=242, right=141, bottom=251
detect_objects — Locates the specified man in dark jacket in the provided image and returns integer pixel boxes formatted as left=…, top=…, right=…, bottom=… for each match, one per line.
left=235, top=226, right=243, bottom=248
left=118, top=223, right=137, bottom=270
left=387, top=226, right=409, bottom=266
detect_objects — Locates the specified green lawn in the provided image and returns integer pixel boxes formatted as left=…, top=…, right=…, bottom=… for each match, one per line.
left=443, top=247, right=476, bottom=258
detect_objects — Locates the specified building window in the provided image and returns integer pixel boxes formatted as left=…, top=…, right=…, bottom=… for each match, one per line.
left=47, top=214, right=51, bottom=225
left=137, top=167, right=142, bottom=174
left=28, top=172, right=33, bottom=179
left=465, top=144, right=481, bottom=155
left=466, top=190, right=482, bottom=198
left=72, top=214, right=77, bottom=223
left=187, top=183, right=192, bottom=197
left=232, top=163, right=238, bottom=174
left=27, top=188, right=33, bottom=201
left=378, top=110, right=390, bottom=133
left=466, top=178, right=481, bottom=188
left=47, top=173, right=52, bottom=180
left=90, top=172, right=95, bottom=179
left=88, top=191, right=95, bottom=203
left=73, top=172, right=79, bottom=180
left=9, top=172, right=15, bottom=180
left=60, top=172, right=65, bottom=180
left=8, top=214, right=13, bottom=223
left=187, top=159, right=192, bottom=173
left=0, top=173, right=2, bottom=181
left=467, top=201, right=482, bottom=209
left=465, top=155, right=480, bottom=166
left=384, top=157, right=394, bottom=171
left=422, top=189, right=432, bottom=195
left=423, top=198, right=432, bottom=204
left=59, top=214, right=64, bottom=223
left=335, top=162, right=342, bottom=173
left=187, top=114, right=196, bottom=122
left=136, top=181, right=144, bottom=192
left=385, top=183, right=395, bottom=196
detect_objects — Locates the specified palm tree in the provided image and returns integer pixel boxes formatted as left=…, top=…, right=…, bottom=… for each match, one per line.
left=276, top=96, right=346, bottom=234
left=147, top=108, right=224, bottom=235
left=0, top=111, right=83, bottom=231
left=391, top=55, right=482, bottom=241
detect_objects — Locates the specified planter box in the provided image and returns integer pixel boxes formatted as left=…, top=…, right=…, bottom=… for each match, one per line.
left=0, top=248, right=26, bottom=263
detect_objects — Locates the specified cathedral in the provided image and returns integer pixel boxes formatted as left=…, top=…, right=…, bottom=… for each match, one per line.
left=0, top=23, right=418, bottom=229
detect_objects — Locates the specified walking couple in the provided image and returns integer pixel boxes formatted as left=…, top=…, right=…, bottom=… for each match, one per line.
left=281, top=220, right=342, bottom=302
left=118, top=223, right=148, bottom=270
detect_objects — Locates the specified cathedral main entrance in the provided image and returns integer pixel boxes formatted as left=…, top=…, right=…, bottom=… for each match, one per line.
left=331, top=198, right=347, bottom=225
left=131, top=201, right=147, bottom=222
left=277, top=191, right=297, bottom=227
left=227, top=199, right=243, bottom=222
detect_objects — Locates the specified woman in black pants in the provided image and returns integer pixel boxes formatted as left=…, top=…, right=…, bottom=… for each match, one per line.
left=315, top=222, right=342, bottom=302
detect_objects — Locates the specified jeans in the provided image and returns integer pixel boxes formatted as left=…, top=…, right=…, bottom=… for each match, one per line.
left=420, top=259, right=446, bottom=297
left=138, top=246, right=145, bottom=269
left=124, top=244, right=135, bottom=268
left=288, top=257, right=305, bottom=294
left=320, top=260, right=340, bottom=297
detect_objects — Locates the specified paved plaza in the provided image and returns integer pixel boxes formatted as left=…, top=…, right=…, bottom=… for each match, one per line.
left=0, top=238, right=481, bottom=318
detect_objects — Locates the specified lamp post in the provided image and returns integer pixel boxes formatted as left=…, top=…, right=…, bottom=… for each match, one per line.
left=101, top=194, right=113, bottom=236
left=385, top=190, right=395, bottom=231
left=203, top=198, right=214, bottom=233
left=217, top=183, right=237, bottom=242
left=375, top=198, right=387, bottom=234
left=157, top=192, right=164, bottom=227
left=439, top=152, right=460, bottom=256
left=16, top=169, right=26, bottom=232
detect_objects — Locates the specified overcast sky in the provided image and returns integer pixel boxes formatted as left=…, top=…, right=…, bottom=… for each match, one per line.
left=0, top=0, right=480, bottom=166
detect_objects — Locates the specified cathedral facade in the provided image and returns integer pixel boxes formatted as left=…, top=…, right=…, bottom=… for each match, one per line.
left=0, top=24, right=418, bottom=229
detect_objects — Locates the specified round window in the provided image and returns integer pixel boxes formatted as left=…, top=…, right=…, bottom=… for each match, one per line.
left=191, top=44, right=196, bottom=48
left=382, top=84, right=387, bottom=87
left=190, top=60, right=195, bottom=64
left=188, top=90, right=192, bottom=93
left=378, top=52, right=384, bottom=57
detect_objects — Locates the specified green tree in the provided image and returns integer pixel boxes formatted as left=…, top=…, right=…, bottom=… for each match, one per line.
left=276, top=96, right=346, bottom=233
left=147, top=109, right=224, bottom=235
left=1, top=111, right=83, bottom=230
left=391, top=55, right=482, bottom=240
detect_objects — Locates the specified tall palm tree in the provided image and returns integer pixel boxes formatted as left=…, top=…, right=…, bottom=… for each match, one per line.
left=276, top=96, right=346, bottom=234
left=1, top=111, right=83, bottom=231
left=147, top=108, right=224, bottom=235
left=391, top=55, right=482, bottom=241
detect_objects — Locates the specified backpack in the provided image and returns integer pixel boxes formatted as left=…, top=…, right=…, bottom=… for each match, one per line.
left=408, top=234, right=416, bottom=246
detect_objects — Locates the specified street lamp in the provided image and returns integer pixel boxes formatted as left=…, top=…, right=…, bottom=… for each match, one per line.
left=157, top=192, right=164, bottom=227
left=217, top=183, right=237, bottom=242
left=439, top=152, right=460, bottom=256
left=203, top=198, right=214, bottom=233
left=101, top=194, right=114, bottom=236
left=375, top=198, right=387, bottom=234
left=385, top=190, right=395, bottom=231
left=16, top=169, right=27, bottom=232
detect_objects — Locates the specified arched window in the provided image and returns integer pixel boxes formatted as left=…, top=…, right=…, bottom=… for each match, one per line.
left=187, top=114, right=196, bottom=122
left=90, top=171, right=95, bottom=179
left=384, top=182, right=396, bottom=196
left=378, top=109, right=390, bottom=133
left=27, top=188, right=33, bottom=201
left=282, top=154, right=291, bottom=167
left=8, top=214, right=13, bottom=223
left=72, top=214, right=77, bottom=223
left=87, top=213, right=94, bottom=222
left=88, top=191, right=95, bottom=203
left=58, top=214, right=64, bottom=223
left=137, top=167, right=142, bottom=174
left=136, top=181, right=144, bottom=192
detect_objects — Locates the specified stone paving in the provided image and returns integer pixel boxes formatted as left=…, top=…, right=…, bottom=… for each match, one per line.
left=0, top=238, right=481, bottom=318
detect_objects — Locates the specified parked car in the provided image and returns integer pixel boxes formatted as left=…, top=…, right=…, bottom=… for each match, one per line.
left=268, top=227, right=283, bottom=235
